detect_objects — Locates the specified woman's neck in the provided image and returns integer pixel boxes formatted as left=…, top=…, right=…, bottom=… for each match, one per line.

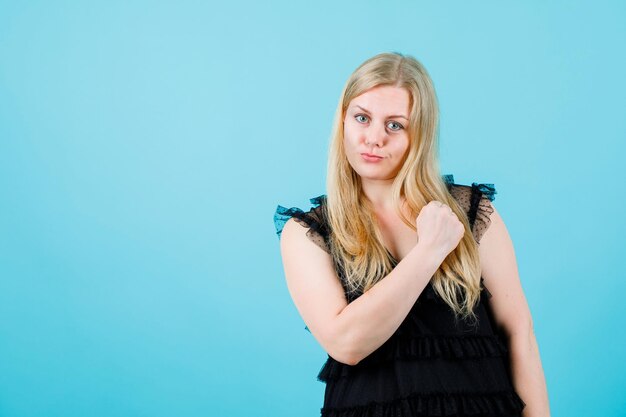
left=361, top=180, right=396, bottom=211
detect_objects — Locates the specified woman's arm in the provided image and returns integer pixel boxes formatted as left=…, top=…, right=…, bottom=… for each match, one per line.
left=280, top=217, right=444, bottom=365
left=479, top=205, right=551, bottom=417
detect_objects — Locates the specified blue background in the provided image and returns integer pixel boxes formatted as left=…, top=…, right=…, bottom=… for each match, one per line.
left=1, top=1, right=624, bottom=416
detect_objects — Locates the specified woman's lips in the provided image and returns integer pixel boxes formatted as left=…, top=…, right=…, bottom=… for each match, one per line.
left=361, top=153, right=383, bottom=162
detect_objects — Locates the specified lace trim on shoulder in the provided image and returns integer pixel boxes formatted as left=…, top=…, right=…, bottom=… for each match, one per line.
left=447, top=180, right=497, bottom=244
left=469, top=182, right=497, bottom=244
left=442, top=173, right=455, bottom=185
left=320, top=389, right=526, bottom=416
left=273, top=194, right=330, bottom=254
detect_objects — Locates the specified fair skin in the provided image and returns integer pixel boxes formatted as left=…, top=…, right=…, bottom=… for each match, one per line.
left=343, top=85, right=410, bottom=210
left=280, top=84, right=550, bottom=416
left=479, top=208, right=551, bottom=416
left=343, top=85, right=418, bottom=259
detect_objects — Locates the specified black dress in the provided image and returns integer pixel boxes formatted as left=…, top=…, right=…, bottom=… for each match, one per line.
left=273, top=175, right=526, bottom=417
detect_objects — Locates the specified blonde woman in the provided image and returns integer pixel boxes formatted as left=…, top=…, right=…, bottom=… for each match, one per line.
left=274, top=52, right=550, bottom=417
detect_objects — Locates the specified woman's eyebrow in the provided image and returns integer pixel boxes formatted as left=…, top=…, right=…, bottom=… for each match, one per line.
left=355, top=105, right=408, bottom=121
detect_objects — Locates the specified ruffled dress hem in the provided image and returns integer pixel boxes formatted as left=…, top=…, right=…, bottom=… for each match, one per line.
left=320, top=389, right=526, bottom=417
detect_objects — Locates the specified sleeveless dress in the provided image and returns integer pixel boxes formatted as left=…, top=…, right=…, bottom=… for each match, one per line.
left=273, top=174, right=526, bottom=417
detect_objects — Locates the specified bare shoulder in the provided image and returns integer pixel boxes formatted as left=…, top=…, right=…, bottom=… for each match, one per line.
left=478, top=204, right=534, bottom=338
left=279, top=217, right=352, bottom=362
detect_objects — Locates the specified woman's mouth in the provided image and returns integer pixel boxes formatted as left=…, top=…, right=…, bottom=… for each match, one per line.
left=361, top=153, right=383, bottom=162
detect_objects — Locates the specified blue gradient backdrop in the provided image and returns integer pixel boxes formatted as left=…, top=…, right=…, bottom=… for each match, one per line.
left=1, top=1, right=624, bottom=416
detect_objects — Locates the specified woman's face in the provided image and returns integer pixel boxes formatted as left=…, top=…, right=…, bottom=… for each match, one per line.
left=343, top=85, right=411, bottom=181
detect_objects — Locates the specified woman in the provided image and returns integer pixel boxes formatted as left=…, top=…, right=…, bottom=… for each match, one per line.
left=274, top=52, right=550, bottom=417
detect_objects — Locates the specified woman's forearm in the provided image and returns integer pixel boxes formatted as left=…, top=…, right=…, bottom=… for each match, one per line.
left=508, top=330, right=551, bottom=417
left=334, top=243, right=443, bottom=365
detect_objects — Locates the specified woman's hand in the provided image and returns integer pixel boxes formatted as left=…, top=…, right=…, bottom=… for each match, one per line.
left=415, top=201, right=465, bottom=262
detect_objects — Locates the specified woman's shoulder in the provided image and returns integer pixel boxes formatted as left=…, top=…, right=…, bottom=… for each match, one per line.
left=273, top=194, right=330, bottom=253
left=444, top=174, right=498, bottom=243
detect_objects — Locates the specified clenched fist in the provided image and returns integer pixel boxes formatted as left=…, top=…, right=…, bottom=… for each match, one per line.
left=415, top=200, right=465, bottom=263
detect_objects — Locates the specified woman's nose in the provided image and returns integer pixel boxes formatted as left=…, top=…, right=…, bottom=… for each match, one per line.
left=365, top=123, right=386, bottom=147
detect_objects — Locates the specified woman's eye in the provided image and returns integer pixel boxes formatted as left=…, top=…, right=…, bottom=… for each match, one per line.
left=355, top=114, right=403, bottom=131
left=387, top=121, right=404, bottom=131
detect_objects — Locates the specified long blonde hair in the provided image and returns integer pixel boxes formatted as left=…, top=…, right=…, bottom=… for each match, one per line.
left=325, top=52, right=482, bottom=323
